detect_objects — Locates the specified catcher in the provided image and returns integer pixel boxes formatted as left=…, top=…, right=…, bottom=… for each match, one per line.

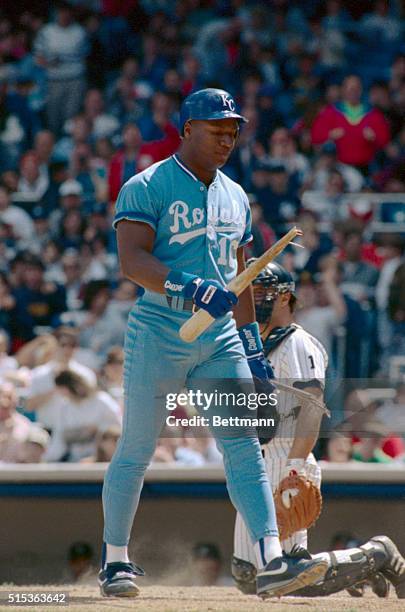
left=232, top=261, right=405, bottom=598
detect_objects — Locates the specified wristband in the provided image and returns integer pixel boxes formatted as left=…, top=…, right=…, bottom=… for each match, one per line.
left=284, top=458, right=306, bottom=477
left=238, top=322, right=263, bottom=357
left=164, top=270, right=199, bottom=298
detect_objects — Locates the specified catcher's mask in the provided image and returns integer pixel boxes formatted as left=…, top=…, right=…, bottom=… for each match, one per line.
left=247, top=259, right=295, bottom=324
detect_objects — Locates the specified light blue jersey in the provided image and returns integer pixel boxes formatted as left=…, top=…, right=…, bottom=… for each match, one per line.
left=113, top=154, right=252, bottom=291
left=103, top=153, right=278, bottom=552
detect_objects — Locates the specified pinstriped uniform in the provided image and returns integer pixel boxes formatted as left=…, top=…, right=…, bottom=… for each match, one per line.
left=234, top=325, right=328, bottom=564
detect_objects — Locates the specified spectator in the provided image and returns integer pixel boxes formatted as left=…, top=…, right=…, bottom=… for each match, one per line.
left=140, top=34, right=169, bottom=89
left=359, top=1, right=401, bottom=47
left=0, top=273, right=16, bottom=339
left=16, top=427, right=50, bottom=463
left=340, top=230, right=379, bottom=303
left=12, top=255, right=66, bottom=342
left=292, top=220, right=333, bottom=275
left=14, top=332, right=58, bottom=370
left=33, top=130, right=55, bottom=179
left=64, top=280, right=126, bottom=368
left=29, top=206, right=52, bottom=252
left=99, top=347, right=124, bottom=407
left=108, top=123, right=153, bottom=202
left=45, top=369, right=121, bottom=462
left=352, top=419, right=393, bottom=463
left=34, top=1, right=89, bottom=135
left=66, top=542, right=94, bottom=584
left=25, top=325, right=96, bottom=431
left=81, top=425, right=122, bottom=463
left=0, top=185, right=34, bottom=245
left=53, top=114, right=91, bottom=167
left=375, top=234, right=404, bottom=363
left=85, top=201, right=112, bottom=242
left=344, top=389, right=405, bottom=459
left=387, top=260, right=405, bottom=363
left=253, top=85, right=283, bottom=148
left=70, top=142, right=103, bottom=206
left=184, top=428, right=223, bottom=465
left=42, top=158, right=70, bottom=213
left=0, top=75, right=39, bottom=170
left=0, top=329, right=18, bottom=378
left=260, top=163, right=301, bottom=235
left=311, top=75, right=390, bottom=170
left=58, top=250, right=84, bottom=311
left=82, top=88, right=120, bottom=140
left=295, top=261, right=347, bottom=359
left=107, top=57, right=144, bottom=125
left=244, top=193, right=275, bottom=258
left=153, top=425, right=205, bottom=466
left=57, top=209, right=87, bottom=251
left=49, top=178, right=83, bottom=234
left=325, top=433, right=353, bottom=462
left=267, top=127, right=310, bottom=185
left=309, top=141, right=364, bottom=193
left=314, top=168, right=348, bottom=222
left=107, top=278, right=137, bottom=326
left=0, top=380, right=47, bottom=463
left=180, top=52, right=204, bottom=97
left=17, top=151, right=49, bottom=201
left=375, top=384, right=405, bottom=437
left=189, top=543, right=225, bottom=586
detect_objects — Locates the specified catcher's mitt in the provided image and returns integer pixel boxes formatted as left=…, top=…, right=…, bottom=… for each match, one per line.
left=274, top=472, right=322, bottom=540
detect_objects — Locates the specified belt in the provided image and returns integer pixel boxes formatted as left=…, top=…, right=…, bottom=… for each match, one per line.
left=166, top=297, right=198, bottom=312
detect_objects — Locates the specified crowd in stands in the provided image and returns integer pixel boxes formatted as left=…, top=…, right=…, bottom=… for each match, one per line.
left=0, top=0, right=404, bottom=464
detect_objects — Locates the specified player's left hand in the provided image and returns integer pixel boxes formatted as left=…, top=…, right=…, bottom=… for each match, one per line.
left=238, top=322, right=273, bottom=381
left=247, top=353, right=272, bottom=380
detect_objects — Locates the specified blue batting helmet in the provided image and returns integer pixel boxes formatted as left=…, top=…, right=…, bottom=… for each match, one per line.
left=179, top=88, right=248, bottom=134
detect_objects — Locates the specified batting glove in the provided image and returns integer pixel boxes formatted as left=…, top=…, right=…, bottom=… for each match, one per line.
left=190, top=278, right=238, bottom=318
left=238, top=322, right=273, bottom=381
left=164, top=271, right=238, bottom=318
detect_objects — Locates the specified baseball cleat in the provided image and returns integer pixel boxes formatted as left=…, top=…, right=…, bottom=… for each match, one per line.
left=256, top=546, right=328, bottom=598
left=98, top=561, right=144, bottom=597
left=370, top=535, right=405, bottom=598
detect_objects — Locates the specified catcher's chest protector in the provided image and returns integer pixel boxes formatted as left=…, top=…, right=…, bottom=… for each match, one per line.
left=263, top=324, right=298, bottom=355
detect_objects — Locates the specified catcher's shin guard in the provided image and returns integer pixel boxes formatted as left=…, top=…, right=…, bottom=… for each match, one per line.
left=291, top=537, right=403, bottom=598
left=367, top=536, right=405, bottom=598
left=231, top=556, right=257, bottom=595
left=289, top=544, right=389, bottom=597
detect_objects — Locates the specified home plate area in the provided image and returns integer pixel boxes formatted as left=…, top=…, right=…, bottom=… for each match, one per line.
left=0, top=586, right=402, bottom=612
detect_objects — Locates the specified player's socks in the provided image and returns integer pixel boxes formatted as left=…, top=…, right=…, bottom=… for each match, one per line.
left=254, top=536, right=283, bottom=569
left=105, top=544, right=130, bottom=565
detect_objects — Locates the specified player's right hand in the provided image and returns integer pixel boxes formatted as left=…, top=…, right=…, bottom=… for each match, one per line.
left=188, top=278, right=238, bottom=318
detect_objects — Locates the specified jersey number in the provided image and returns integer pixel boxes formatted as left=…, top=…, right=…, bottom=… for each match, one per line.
left=218, top=237, right=239, bottom=267
left=308, top=355, right=315, bottom=369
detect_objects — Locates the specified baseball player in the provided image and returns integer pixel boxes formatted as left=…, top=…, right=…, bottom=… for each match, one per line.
left=98, top=89, right=328, bottom=599
left=232, top=261, right=405, bottom=598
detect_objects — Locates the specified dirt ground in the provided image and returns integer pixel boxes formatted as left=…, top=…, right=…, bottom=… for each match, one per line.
left=0, top=585, right=404, bottom=612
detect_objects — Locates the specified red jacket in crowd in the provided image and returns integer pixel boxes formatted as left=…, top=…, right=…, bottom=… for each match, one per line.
left=311, top=102, right=390, bottom=167
left=108, top=123, right=180, bottom=201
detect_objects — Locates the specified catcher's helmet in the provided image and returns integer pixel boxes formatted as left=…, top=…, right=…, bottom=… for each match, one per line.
left=247, top=260, right=295, bottom=323
left=179, top=88, right=248, bottom=134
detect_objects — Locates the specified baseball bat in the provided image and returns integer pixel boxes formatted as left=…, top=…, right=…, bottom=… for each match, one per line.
left=179, top=226, right=302, bottom=343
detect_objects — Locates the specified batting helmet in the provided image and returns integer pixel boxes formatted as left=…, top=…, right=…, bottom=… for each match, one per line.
left=247, top=260, right=295, bottom=323
left=179, top=88, right=248, bottom=134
